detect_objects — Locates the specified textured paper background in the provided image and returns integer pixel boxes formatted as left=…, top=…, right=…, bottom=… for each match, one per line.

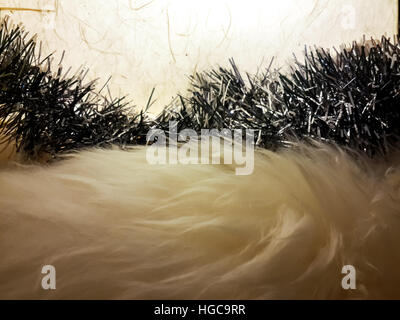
left=0, top=0, right=397, bottom=113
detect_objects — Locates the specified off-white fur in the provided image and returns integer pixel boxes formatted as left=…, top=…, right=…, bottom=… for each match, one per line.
left=0, top=143, right=399, bottom=299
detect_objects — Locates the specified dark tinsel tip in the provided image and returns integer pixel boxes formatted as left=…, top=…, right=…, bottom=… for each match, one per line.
left=0, top=17, right=150, bottom=159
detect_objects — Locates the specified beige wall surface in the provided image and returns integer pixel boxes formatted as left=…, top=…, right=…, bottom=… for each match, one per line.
left=0, top=0, right=398, bottom=113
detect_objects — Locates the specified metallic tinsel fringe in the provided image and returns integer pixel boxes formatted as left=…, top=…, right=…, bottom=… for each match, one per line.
left=0, top=18, right=399, bottom=159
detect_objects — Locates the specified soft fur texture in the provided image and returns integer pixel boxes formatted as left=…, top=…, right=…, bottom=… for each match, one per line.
left=0, top=143, right=399, bottom=299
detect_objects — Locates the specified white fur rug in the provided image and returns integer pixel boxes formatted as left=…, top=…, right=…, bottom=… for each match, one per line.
left=0, top=144, right=399, bottom=299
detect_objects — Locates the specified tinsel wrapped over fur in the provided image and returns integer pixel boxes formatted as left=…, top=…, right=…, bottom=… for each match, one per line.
left=0, top=17, right=400, bottom=300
